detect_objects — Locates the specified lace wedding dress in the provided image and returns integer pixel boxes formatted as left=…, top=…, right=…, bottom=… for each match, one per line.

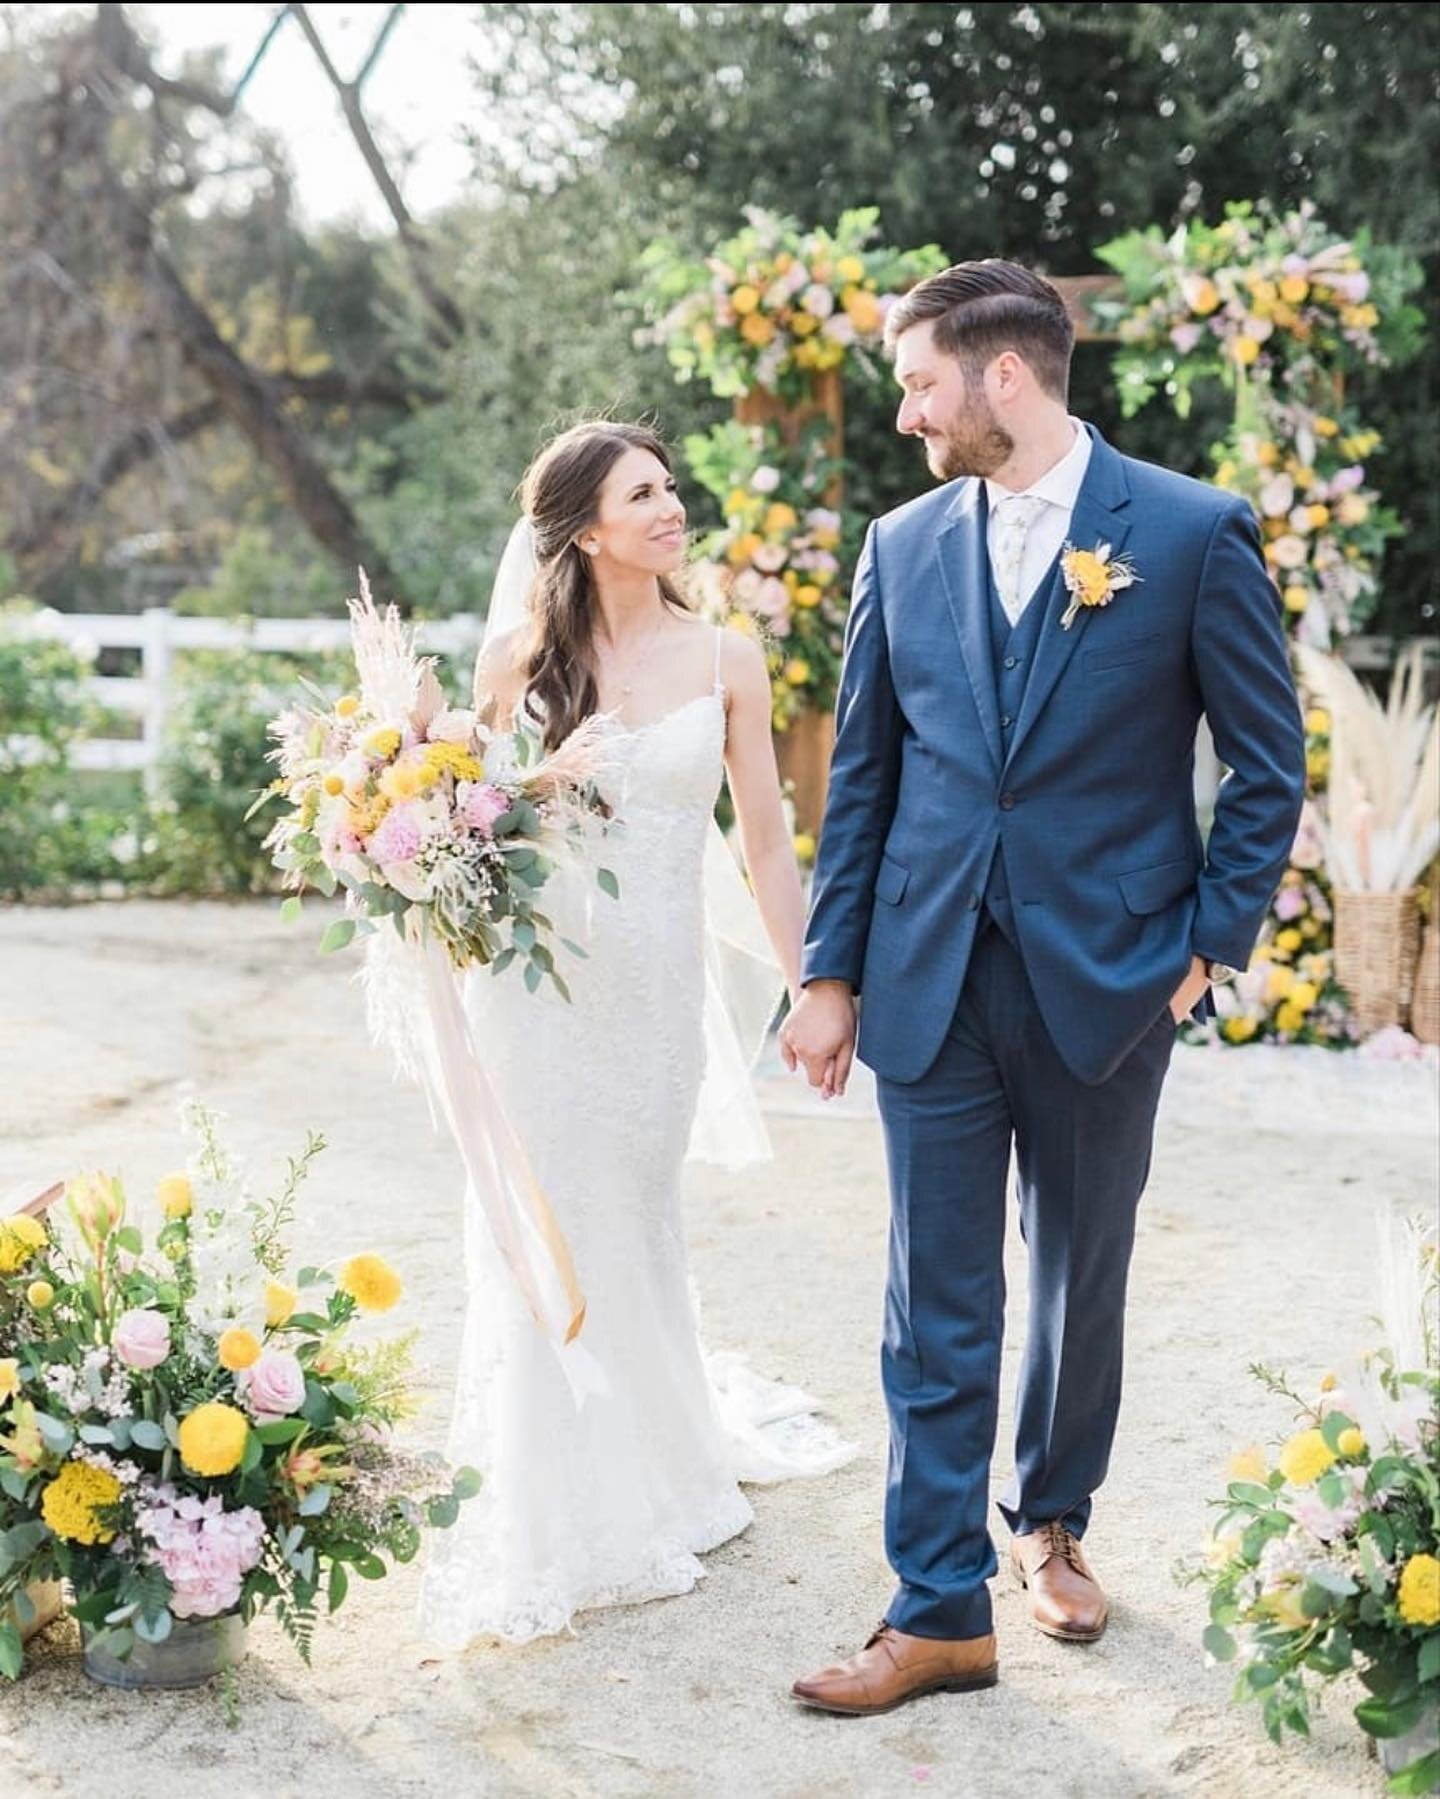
left=416, top=627, right=855, bottom=1648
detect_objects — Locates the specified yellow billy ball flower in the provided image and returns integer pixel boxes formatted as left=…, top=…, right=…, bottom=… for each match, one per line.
left=1306, top=748, right=1330, bottom=783
left=1288, top=981, right=1320, bottom=1013
left=790, top=311, right=820, bottom=337
left=784, top=659, right=812, bottom=687
left=41, top=1461, right=123, bottom=1544
left=1275, top=1001, right=1306, bottom=1034
left=335, top=694, right=361, bottom=718
left=1306, top=504, right=1331, bottom=530
left=1319, top=1371, right=1339, bottom=1392
left=363, top=726, right=402, bottom=759
left=322, top=772, right=346, bottom=797
left=0, top=1213, right=47, bottom=1275
left=1275, top=928, right=1304, bottom=955
left=1283, top=584, right=1310, bottom=613
left=1312, top=415, right=1340, bottom=437
left=1279, top=274, right=1310, bottom=305
left=763, top=502, right=797, bottom=534
left=794, top=584, right=822, bottom=610
left=338, top=1253, right=403, bottom=1314
left=1222, top=1016, right=1259, bottom=1044
left=265, top=1279, right=298, bottom=1328
left=1305, top=707, right=1330, bottom=735
left=1230, top=335, right=1261, bottom=366
left=217, top=1328, right=262, bottom=1372
left=1227, top=1444, right=1269, bottom=1484
left=26, top=1280, right=54, bottom=1310
left=0, top=1358, right=20, bottom=1401
left=1278, top=1428, right=1335, bottom=1487
left=792, top=833, right=817, bottom=865
left=1397, top=1553, right=1440, bottom=1629
left=1255, top=441, right=1280, bottom=467
left=157, top=1173, right=193, bottom=1220
left=177, top=1401, right=250, bottom=1477
left=836, top=254, right=866, bottom=284
left=730, top=284, right=759, bottom=315
left=1336, top=1427, right=1366, bottom=1459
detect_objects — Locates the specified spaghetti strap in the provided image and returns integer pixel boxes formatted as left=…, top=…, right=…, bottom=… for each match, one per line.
left=712, top=623, right=725, bottom=692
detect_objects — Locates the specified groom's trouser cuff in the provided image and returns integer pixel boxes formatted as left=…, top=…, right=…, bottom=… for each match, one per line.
left=886, top=1579, right=994, bottom=1641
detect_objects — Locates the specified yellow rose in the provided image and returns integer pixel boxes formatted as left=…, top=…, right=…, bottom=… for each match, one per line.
left=1282, top=584, right=1309, bottom=613
left=1247, top=277, right=1278, bottom=305
left=265, top=1280, right=298, bottom=1328
left=177, top=1401, right=250, bottom=1477
left=1279, top=274, right=1310, bottom=305
left=1230, top=335, right=1262, bottom=366
left=1288, top=981, right=1319, bottom=1013
left=1306, top=748, right=1330, bottom=783
left=730, top=284, right=759, bottom=315
left=727, top=532, right=763, bottom=567
left=1278, top=1428, right=1335, bottom=1486
left=217, top=1327, right=262, bottom=1372
left=1275, top=928, right=1303, bottom=954
left=790, top=311, right=819, bottom=337
left=1266, top=966, right=1297, bottom=1003
left=794, top=584, right=822, bottom=610
left=1222, top=1016, right=1260, bottom=1044
left=1275, top=1001, right=1306, bottom=1034
left=1312, top=416, right=1340, bottom=438
left=1397, top=1553, right=1440, bottom=1629
left=1336, top=1427, right=1366, bottom=1459
left=763, top=503, right=798, bottom=534
left=1305, top=708, right=1330, bottom=735
left=739, top=312, right=775, bottom=347
left=1306, top=504, right=1330, bottom=530
left=157, top=1174, right=193, bottom=1221
left=379, top=762, right=424, bottom=803
left=1255, top=441, right=1280, bottom=467
left=335, top=694, right=360, bottom=718
left=1227, top=1444, right=1269, bottom=1484
left=793, top=833, right=817, bottom=865
left=338, top=1253, right=403, bottom=1314
left=0, top=1213, right=47, bottom=1275
left=26, top=1281, right=54, bottom=1310
left=1336, top=494, right=1369, bottom=527
left=842, top=289, right=883, bottom=334
left=836, top=255, right=866, bottom=284
left=1264, top=1583, right=1310, bottom=1631
left=0, top=1358, right=19, bottom=1402
left=1186, top=276, right=1220, bottom=316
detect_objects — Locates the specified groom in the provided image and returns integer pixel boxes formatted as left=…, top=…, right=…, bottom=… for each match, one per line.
left=782, top=260, right=1305, bottom=1713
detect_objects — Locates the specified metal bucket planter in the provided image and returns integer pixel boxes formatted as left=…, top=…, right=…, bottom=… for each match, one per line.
left=82, top=1612, right=247, bottom=1689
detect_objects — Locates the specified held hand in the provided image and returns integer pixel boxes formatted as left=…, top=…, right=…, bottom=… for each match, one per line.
left=1169, top=954, right=1212, bottom=1024
left=779, top=981, right=857, bottom=1100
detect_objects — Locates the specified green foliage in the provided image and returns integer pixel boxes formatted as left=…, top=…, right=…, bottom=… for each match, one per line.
left=171, top=529, right=343, bottom=621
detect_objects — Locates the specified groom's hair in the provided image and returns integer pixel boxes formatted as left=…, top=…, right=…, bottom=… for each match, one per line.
left=884, top=260, right=1074, bottom=400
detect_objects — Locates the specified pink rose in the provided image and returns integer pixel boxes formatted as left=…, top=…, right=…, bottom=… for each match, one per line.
left=237, top=1347, right=306, bottom=1422
left=112, top=1308, right=171, bottom=1370
left=459, top=782, right=510, bottom=837
left=368, top=803, right=424, bottom=863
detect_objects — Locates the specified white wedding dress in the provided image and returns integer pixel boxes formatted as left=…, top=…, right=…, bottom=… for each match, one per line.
left=416, top=625, right=855, bottom=1648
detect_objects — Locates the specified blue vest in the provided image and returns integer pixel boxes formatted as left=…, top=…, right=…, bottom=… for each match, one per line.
left=981, top=549, right=1063, bottom=944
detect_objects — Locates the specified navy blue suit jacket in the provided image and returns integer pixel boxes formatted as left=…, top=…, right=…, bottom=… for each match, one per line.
left=801, top=423, right=1307, bottom=1086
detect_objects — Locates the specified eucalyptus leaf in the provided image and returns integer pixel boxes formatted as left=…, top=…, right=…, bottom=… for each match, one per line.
left=298, top=1484, right=332, bottom=1517
left=133, top=1607, right=173, bottom=1647
left=280, top=895, right=303, bottom=922
left=1202, top=1623, right=1236, bottom=1662
left=128, top=1420, right=168, bottom=1452
left=321, top=918, right=357, bottom=954
left=0, top=1622, right=23, bottom=1681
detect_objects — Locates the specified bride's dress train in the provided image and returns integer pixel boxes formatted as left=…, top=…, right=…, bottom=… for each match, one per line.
left=417, top=652, right=854, bottom=1648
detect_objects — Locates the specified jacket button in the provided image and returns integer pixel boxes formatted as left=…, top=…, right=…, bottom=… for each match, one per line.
left=1000, top=714, right=1013, bottom=728
left=1000, top=792, right=1016, bottom=810
left=1003, top=656, right=1019, bottom=670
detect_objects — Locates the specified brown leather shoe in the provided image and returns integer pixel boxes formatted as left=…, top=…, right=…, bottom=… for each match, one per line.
left=791, top=1622, right=998, bottom=1716
left=1010, top=1523, right=1108, bottom=1642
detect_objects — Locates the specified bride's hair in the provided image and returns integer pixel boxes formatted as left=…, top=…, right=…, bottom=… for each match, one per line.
left=517, top=419, right=693, bottom=750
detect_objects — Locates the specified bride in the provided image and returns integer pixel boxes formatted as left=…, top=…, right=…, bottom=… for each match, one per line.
left=416, top=420, right=855, bottom=1649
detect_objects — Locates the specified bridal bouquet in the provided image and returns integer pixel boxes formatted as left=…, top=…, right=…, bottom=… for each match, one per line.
left=1191, top=1215, right=1439, bottom=1793
left=0, top=1101, right=477, bottom=1682
left=259, top=573, right=616, bottom=1000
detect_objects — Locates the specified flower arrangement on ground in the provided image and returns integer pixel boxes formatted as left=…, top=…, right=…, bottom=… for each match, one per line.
left=1191, top=1214, right=1439, bottom=1793
left=0, top=1101, right=477, bottom=1681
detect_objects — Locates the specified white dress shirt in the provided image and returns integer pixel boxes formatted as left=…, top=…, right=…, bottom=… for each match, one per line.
left=984, top=417, right=1093, bottom=625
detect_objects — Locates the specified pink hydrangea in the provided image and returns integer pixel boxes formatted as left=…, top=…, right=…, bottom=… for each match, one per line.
left=135, top=1485, right=265, bottom=1619
left=368, top=803, right=424, bottom=863
left=1273, top=886, right=1307, bottom=922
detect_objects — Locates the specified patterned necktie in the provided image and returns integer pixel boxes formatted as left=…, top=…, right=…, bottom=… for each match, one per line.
left=993, top=493, right=1049, bottom=627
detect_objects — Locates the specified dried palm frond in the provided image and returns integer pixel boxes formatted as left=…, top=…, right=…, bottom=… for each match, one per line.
left=1297, top=644, right=1440, bottom=892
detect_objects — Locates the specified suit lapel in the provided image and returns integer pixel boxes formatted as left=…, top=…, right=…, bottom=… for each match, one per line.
left=1002, top=426, right=1133, bottom=774
left=935, top=480, right=1003, bottom=774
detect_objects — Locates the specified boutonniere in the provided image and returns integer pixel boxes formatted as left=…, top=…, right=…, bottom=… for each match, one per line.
left=1059, top=540, right=1142, bottom=630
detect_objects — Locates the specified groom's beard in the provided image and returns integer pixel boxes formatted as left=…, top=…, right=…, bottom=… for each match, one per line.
left=924, top=402, right=1015, bottom=482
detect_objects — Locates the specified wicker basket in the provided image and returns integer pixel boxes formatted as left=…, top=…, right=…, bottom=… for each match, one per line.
left=1410, top=921, right=1440, bottom=1044
left=1333, top=888, right=1422, bottom=1038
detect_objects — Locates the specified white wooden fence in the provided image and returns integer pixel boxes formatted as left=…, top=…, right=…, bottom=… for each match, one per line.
left=19, top=607, right=484, bottom=797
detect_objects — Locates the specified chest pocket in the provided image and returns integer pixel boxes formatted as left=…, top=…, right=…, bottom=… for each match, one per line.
left=1083, top=632, right=1163, bottom=674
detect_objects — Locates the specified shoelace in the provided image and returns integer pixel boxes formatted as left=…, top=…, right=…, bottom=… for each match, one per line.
left=1038, top=1521, right=1084, bottom=1569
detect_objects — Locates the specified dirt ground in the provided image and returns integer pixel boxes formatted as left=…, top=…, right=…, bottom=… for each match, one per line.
left=1, top=900, right=1435, bottom=1799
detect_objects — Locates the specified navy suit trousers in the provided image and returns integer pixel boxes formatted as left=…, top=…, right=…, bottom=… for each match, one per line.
left=875, top=920, right=1177, bottom=1640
